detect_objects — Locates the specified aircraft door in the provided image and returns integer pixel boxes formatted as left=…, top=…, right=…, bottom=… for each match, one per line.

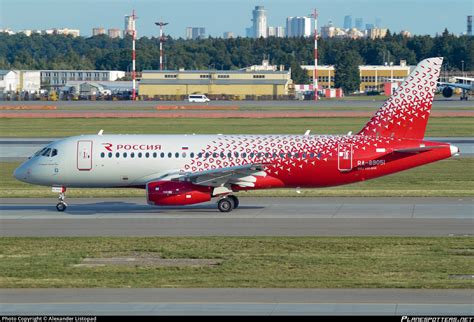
left=77, top=140, right=93, bottom=171
left=338, top=143, right=353, bottom=172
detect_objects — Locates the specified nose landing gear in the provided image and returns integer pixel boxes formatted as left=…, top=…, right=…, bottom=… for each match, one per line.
left=52, top=186, right=67, bottom=212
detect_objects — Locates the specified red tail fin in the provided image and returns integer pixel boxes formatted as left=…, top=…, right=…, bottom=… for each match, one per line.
left=358, top=57, right=443, bottom=139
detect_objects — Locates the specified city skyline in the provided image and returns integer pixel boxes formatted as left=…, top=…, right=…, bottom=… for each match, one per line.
left=1, top=0, right=472, bottom=38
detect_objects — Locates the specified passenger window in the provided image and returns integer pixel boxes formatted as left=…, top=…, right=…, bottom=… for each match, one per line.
left=234, top=152, right=239, bottom=158
left=175, top=152, right=179, bottom=158
left=303, top=153, right=307, bottom=158
left=294, top=153, right=299, bottom=158
left=198, top=152, right=202, bottom=158
left=250, top=153, right=254, bottom=158
left=309, top=152, right=315, bottom=158
left=242, top=152, right=247, bottom=158
left=287, top=152, right=291, bottom=158
left=265, top=153, right=270, bottom=158
left=317, top=152, right=322, bottom=159
left=101, top=152, right=105, bottom=158
left=168, top=152, right=172, bottom=158
left=182, top=152, right=186, bottom=158
left=116, top=152, right=120, bottom=158
left=131, top=152, right=135, bottom=158
left=160, top=152, right=165, bottom=158
left=51, top=149, right=58, bottom=157
left=108, top=152, right=113, bottom=158
left=138, top=152, right=142, bottom=158
left=190, top=152, right=195, bottom=158
left=213, top=153, right=218, bottom=158
left=280, top=153, right=285, bottom=158
left=153, top=152, right=157, bottom=158
left=146, top=152, right=150, bottom=158
left=205, top=153, right=210, bottom=158
left=220, top=152, right=225, bottom=158
left=123, top=152, right=127, bottom=158
left=227, top=152, right=232, bottom=158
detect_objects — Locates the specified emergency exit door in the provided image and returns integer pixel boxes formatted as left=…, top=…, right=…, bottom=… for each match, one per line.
left=338, top=143, right=353, bottom=172
left=77, top=140, right=93, bottom=171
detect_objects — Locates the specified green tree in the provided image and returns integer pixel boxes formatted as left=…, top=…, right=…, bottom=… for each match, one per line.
left=290, top=61, right=310, bottom=84
left=334, top=50, right=364, bottom=94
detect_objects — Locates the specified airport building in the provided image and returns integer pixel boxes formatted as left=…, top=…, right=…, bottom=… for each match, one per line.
left=139, top=61, right=292, bottom=100
left=302, top=61, right=412, bottom=93
left=40, top=70, right=125, bottom=89
left=0, top=70, right=41, bottom=97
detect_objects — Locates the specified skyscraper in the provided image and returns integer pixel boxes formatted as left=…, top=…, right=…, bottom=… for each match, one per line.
left=108, top=28, right=121, bottom=38
left=124, top=14, right=135, bottom=37
left=286, top=17, right=311, bottom=37
left=375, top=17, right=382, bottom=28
left=252, top=6, right=267, bottom=38
left=343, top=15, right=352, bottom=29
left=355, top=18, right=363, bottom=30
left=92, top=27, right=105, bottom=36
left=468, top=16, right=473, bottom=36
left=185, top=27, right=206, bottom=40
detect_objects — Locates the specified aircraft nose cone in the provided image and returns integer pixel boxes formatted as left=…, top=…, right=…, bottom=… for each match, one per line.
left=13, top=164, right=28, bottom=182
left=450, top=145, right=460, bottom=156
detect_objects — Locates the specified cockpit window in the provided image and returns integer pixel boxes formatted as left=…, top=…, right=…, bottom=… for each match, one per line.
left=51, top=149, right=58, bottom=157
left=41, top=148, right=52, bottom=157
left=34, top=148, right=47, bottom=157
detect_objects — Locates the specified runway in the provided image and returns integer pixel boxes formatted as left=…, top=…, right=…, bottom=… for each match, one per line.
left=1, top=197, right=472, bottom=237
left=1, top=288, right=472, bottom=315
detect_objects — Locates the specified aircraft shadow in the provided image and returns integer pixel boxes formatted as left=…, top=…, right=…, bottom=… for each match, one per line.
left=0, top=202, right=264, bottom=215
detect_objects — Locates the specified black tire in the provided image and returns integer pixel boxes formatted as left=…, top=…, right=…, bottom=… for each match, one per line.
left=56, top=202, right=66, bottom=212
left=228, top=195, right=239, bottom=209
left=217, top=198, right=234, bottom=213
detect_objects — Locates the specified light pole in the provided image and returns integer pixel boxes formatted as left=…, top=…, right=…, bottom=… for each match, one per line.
left=155, top=21, right=169, bottom=70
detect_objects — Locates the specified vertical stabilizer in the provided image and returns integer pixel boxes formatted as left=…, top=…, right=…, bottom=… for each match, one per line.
left=358, top=57, right=443, bottom=139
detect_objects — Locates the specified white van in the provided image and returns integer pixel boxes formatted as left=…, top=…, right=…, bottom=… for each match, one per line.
left=188, top=94, right=210, bottom=103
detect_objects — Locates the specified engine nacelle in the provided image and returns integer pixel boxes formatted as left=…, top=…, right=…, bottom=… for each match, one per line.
left=442, top=86, right=453, bottom=98
left=146, top=181, right=212, bottom=206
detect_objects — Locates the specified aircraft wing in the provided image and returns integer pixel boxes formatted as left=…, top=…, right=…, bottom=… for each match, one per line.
left=152, top=163, right=269, bottom=188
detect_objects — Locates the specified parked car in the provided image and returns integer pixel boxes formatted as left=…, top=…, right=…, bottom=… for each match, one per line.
left=187, top=94, right=210, bottom=103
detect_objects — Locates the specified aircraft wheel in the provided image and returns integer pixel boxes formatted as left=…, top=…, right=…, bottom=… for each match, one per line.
left=56, top=202, right=67, bottom=212
left=228, top=195, right=239, bottom=209
left=217, top=198, right=234, bottom=213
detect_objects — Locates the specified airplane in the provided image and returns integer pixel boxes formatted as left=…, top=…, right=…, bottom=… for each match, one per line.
left=438, top=76, right=473, bottom=100
left=14, top=57, right=460, bottom=213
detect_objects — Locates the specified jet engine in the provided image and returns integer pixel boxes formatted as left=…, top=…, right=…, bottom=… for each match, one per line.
left=146, top=181, right=212, bottom=206
left=442, top=86, right=453, bottom=98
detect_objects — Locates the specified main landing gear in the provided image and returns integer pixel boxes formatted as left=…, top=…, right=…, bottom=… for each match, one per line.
left=217, top=195, right=239, bottom=213
left=53, top=186, right=67, bottom=212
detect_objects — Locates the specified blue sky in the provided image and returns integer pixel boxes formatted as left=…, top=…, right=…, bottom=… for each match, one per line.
left=0, top=0, right=472, bottom=37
